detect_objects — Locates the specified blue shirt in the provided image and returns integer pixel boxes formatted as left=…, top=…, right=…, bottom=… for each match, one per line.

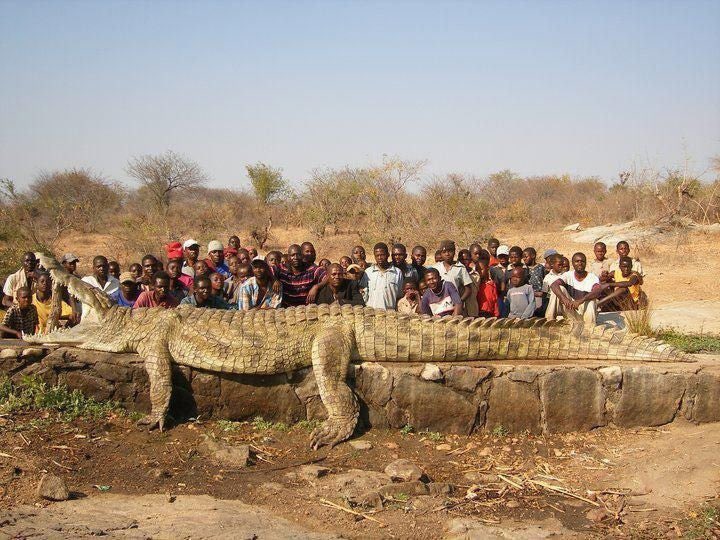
left=110, top=289, right=136, bottom=308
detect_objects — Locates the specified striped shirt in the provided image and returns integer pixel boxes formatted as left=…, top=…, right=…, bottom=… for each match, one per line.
left=2, top=304, right=39, bottom=336
left=275, top=265, right=326, bottom=307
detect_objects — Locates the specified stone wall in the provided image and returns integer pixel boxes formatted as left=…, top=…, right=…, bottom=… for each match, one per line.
left=1, top=342, right=718, bottom=434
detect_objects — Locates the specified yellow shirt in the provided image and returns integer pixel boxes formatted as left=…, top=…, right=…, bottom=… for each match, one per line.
left=33, top=295, right=72, bottom=333
left=614, top=270, right=641, bottom=303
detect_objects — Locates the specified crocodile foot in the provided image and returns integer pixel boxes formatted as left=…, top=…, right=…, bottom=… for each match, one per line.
left=310, top=416, right=356, bottom=450
left=137, top=413, right=165, bottom=432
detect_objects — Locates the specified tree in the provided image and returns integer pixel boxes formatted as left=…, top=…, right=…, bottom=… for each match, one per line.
left=126, top=150, right=207, bottom=215
left=246, top=162, right=289, bottom=205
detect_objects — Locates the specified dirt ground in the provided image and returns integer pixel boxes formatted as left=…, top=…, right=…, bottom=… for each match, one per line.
left=1, top=410, right=718, bottom=538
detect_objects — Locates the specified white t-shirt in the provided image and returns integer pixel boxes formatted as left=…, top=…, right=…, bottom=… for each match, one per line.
left=559, top=271, right=599, bottom=300
left=433, top=262, right=472, bottom=292
left=80, top=275, right=120, bottom=319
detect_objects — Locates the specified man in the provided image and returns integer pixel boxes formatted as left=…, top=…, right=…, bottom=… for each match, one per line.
left=133, top=271, right=180, bottom=309
left=81, top=256, right=120, bottom=320
left=182, top=239, right=200, bottom=278
left=204, top=240, right=231, bottom=279
left=315, top=263, right=364, bottom=306
left=391, top=243, right=419, bottom=282
left=111, top=272, right=140, bottom=307
left=365, top=243, right=403, bottom=310
left=0, top=287, right=38, bottom=338
left=275, top=244, right=326, bottom=307
left=61, top=253, right=80, bottom=276
left=33, top=272, right=73, bottom=332
left=420, top=268, right=462, bottom=317
left=180, top=276, right=231, bottom=309
left=238, top=259, right=282, bottom=310
left=410, top=245, right=427, bottom=282
left=139, top=254, right=159, bottom=291
left=2, top=252, right=38, bottom=308
left=433, top=240, right=473, bottom=312
left=547, top=252, right=602, bottom=323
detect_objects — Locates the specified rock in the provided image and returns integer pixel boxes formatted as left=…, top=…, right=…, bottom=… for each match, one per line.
left=354, top=490, right=383, bottom=510
left=614, top=369, right=686, bottom=427
left=348, top=440, right=373, bottom=451
left=435, top=443, right=452, bottom=451
left=506, top=500, right=521, bottom=508
left=384, top=442, right=399, bottom=450
left=563, top=222, right=582, bottom=231
left=599, top=366, right=622, bottom=389
left=0, top=349, right=19, bottom=359
left=354, top=363, right=393, bottom=407
left=392, top=375, right=477, bottom=434
left=479, top=447, right=492, bottom=457
left=444, top=366, right=491, bottom=393
left=486, top=377, right=542, bottom=434
left=463, top=472, right=496, bottom=484
left=200, top=437, right=250, bottom=468
left=420, top=364, right=443, bottom=381
left=384, top=459, right=423, bottom=482
left=37, top=474, right=69, bottom=501
left=21, top=348, right=44, bottom=358
left=298, top=465, right=330, bottom=480
left=324, top=469, right=388, bottom=498
left=539, top=369, right=606, bottom=433
left=428, top=482, right=455, bottom=495
left=62, top=371, right=114, bottom=401
left=507, top=369, right=538, bottom=383
left=378, top=481, right=429, bottom=497
left=691, top=372, right=720, bottom=423
left=586, top=508, right=609, bottom=522
left=217, top=374, right=304, bottom=423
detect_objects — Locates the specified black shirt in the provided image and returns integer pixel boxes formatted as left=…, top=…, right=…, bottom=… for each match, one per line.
left=315, top=280, right=365, bottom=307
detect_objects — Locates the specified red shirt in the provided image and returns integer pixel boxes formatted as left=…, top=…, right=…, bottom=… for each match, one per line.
left=133, top=291, right=180, bottom=309
left=476, top=280, right=500, bottom=317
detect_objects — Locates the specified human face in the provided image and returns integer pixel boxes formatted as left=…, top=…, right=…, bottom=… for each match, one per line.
left=561, top=258, right=570, bottom=272
left=477, top=261, right=489, bottom=281
left=94, top=258, right=109, bottom=280
left=301, top=243, right=316, bottom=265
left=194, top=281, right=211, bottom=303
left=130, top=264, right=142, bottom=280
left=62, top=260, right=77, bottom=274
left=319, top=259, right=331, bottom=270
left=16, top=290, right=31, bottom=309
left=185, top=245, right=199, bottom=262
left=37, top=274, right=50, bottom=294
left=167, top=261, right=181, bottom=279
left=154, top=277, right=170, bottom=300
left=339, top=256, right=352, bottom=269
left=142, top=259, right=156, bottom=278
left=508, top=251, right=521, bottom=266
left=412, top=247, right=426, bottom=267
left=617, top=243, right=630, bottom=257
left=619, top=259, right=633, bottom=278
left=391, top=247, right=407, bottom=267
left=403, top=282, right=418, bottom=299
left=352, top=246, right=366, bottom=262
left=498, top=254, right=509, bottom=267
left=22, top=253, right=37, bottom=273
left=194, top=261, right=209, bottom=278
left=248, top=247, right=258, bottom=259
left=374, top=248, right=389, bottom=267
left=551, top=257, right=564, bottom=274
left=227, top=257, right=240, bottom=276
left=288, top=246, right=304, bottom=270
left=121, top=281, right=136, bottom=297
left=572, top=254, right=587, bottom=273
left=328, top=265, right=344, bottom=288
left=252, top=264, right=269, bottom=282
left=510, top=269, right=525, bottom=288
left=594, top=244, right=607, bottom=261
left=488, top=240, right=499, bottom=256
left=458, top=250, right=471, bottom=268
left=210, top=273, right=224, bottom=292
left=441, top=248, right=454, bottom=264
left=209, top=249, right=223, bottom=265
left=237, top=251, right=250, bottom=265
left=470, top=245, right=482, bottom=264
left=237, top=266, right=249, bottom=282
left=229, top=236, right=241, bottom=250
left=425, top=271, right=440, bottom=291
left=266, top=253, right=280, bottom=267
left=522, top=250, right=535, bottom=266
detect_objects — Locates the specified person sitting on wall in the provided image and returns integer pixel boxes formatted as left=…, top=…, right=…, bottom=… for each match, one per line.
left=314, top=263, right=364, bottom=306
left=546, top=252, right=603, bottom=323
left=420, top=267, right=462, bottom=317
left=133, top=271, right=180, bottom=309
left=0, top=287, right=38, bottom=338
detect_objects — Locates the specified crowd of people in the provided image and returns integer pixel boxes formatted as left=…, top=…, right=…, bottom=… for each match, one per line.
left=0, top=236, right=646, bottom=338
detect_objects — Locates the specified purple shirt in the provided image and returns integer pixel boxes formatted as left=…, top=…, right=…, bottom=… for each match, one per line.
left=420, top=282, right=462, bottom=317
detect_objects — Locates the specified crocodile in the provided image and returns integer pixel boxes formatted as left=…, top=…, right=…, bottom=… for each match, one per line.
left=24, top=254, right=689, bottom=448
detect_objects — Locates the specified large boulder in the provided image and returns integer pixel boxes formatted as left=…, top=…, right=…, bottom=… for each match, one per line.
left=539, top=369, right=606, bottom=432
left=614, top=368, right=686, bottom=427
left=485, top=376, right=541, bottom=434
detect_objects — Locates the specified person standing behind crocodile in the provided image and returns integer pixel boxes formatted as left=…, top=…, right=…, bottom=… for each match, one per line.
left=181, top=239, right=200, bottom=278
left=111, top=272, right=140, bottom=308
left=491, top=245, right=510, bottom=317
left=133, top=272, right=180, bottom=309
left=228, top=235, right=242, bottom=251
left=589, top=241, right=612, bottom=280
left=433, top=240, right=473, bottom=315
left=397, top=280, right=422, bottom=314
left=138, top=255, right=159, bottom=292
left=2, top=252, right=38, bottom=308
left=81, top=256, right=120, bottom=320
left=351, top=245, right=368, bottom=270
left=459, top=248, right=480, bottom=317
left=522, top=247, right=545, bottom=316
left=0, top=287, right=38, bottom=338
left=238, top=259, right=283, bottom=310
left=410, top=245, right=427, bottom=282
left=276, top=244, right=326, bottom=307
left=420, top=268, right=462, bottom=317
left=180, top=276, right=231, bottom=309
left=204, top=240, right=231, bottom=279
left=365, top=243, right=403, bottom=310
left=609, top=240, right=644, bottom=277
left=487, top=238, right=501, bottom=266
left=315, top=263, right=364, bottom=306
left=506, top=267, right=536, bottom=320
left=392, top=243, right=419, bottom=283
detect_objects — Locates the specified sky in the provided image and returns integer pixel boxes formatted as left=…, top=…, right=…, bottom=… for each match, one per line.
left=1, top=0, right=719, bottom=191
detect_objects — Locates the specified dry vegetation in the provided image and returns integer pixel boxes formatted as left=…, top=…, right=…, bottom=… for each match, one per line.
left=1, top=153, right=719, bottom=277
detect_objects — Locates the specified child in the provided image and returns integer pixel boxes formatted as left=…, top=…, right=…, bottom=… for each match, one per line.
left=560, top=256, right=570, bottom=273
left=0, top=287, right=39, bottom=338
left=209, top=272, right=225, bottom=298
left=598, top=256, right=645, bottom=310
left=129, top=263, right=142, bottom=281
left=108, top=261, right=121, bottom=280
left=541, top=253, right=564, bottom=314
left=476, top=260, right=499, bottom=317
left=609, top=241, right=644, bottom=276
left=339, top=256, right=352, bottom=270
left=434, top=249, right=442, bottom=264
left=506, top=267, right=536, bottom=319
left=522, top=247, right=545, bottom=315
left=397, top=280, right=422, bottom=314
left=492, top=246, right=510, bottom=317
left=589, top=242, right=612, bottom=280
left=420, top=268, right=462, bottom=317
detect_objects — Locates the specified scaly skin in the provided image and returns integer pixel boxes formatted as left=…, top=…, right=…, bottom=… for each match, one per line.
left=26, top=254, right=690, bottom=448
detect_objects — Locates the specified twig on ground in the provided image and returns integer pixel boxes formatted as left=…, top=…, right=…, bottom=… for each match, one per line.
left=528, top=479, right=600, bottom=507
left=319, top=498, right=386, bottom=527
left=0, top=452, right=18, bottom=459
left=497, top=474, right=523, bottom=489
left=51, top=459, right=74, bottom=471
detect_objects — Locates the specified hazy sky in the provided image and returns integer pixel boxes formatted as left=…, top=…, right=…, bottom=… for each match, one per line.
left=1, top=0, right=719, bottom=190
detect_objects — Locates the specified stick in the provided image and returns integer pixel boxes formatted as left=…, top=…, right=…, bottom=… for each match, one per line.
left=51, top=460, right=74, bottom=471
left=497, top=474, right=524, bottom=489
left=236, top=455, right=326, bottom=474
left=528, top=479, right=600, bottom=507
left=18, top=433, right=30, bottom=446
left=319, top=498, right=386, bottom=527
left=0, top=452, right=17, bottom=459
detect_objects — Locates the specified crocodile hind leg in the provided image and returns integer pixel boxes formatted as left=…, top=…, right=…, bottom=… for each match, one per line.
left=310, top=324, right=359, bottom=449
left=136, top=330, right=173, bottom=432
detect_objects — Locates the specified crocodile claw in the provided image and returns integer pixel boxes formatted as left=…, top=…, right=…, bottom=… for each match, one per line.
left=310, top=417, right=356, bottom=450
left=137, top=413, right=165, bottom=432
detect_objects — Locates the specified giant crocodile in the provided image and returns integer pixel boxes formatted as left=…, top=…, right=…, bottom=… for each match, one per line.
left=24, top=254, right=688, bottom=448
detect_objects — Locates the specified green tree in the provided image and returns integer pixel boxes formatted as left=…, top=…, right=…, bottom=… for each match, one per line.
left=246, top=162, right=289, bottom=205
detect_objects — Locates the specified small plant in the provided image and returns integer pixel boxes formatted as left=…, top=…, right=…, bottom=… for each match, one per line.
left=400, top=424, right=414, bottom=436
left=251, top=416, right=274, bottom=431
left=393, top=493, right=409, bottom=502
left=622, top=298, right=654, bottom=336
left=295, top=419, right=322, bottom=432
left=491, top=424, right=508, bottom=437
left=420, top=430, right=443, bottom=441
left=681, top=503, right=719, bottom=539
left=658, top=330, right=720, bottom=354
left=216, top=420, right=241, bottom=433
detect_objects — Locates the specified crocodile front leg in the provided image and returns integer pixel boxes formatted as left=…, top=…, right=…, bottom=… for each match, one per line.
left=136, top=325, right=174, bottom=432
left=310, top=324, right=359, bottom=449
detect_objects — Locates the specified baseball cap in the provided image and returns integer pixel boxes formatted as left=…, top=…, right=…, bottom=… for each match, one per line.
left=61, top=253, right=79, bottom=264
left=496, top=245, right=510, bottom=256
left=543, top=248, right=558, bottom=259
left=119, top=271, right=136, bottom=284
left=207, top=240, right=224, bottom=253
left=167, top=249, right=183, bottom=259
left=182, top=239, right=200, bottom=249
left=346, top=264, right=363, bottom=274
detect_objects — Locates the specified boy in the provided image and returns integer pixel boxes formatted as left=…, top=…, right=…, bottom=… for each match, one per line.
left=397, top=280, right=422, bottom=314
left=491, top=245, right=510, bottom=316
left=108, top=261, right=121, bottom=280
left=475, top=260, right=499, bottom=317
left=133, top=272, right=180, bottom=309
left=589, top=242, right=612, bottom=280
left=459, top=249, right=480, bottom=317
left=129, top=263, right=143, bottom=281
left=420, top=268, right=462, bottom=317
left=33, top=272, right=73, bottom=332
left=609, top=241, right=644, bottom=276
left=598, top=256, right=645, bottom=310
left=541, top=253, right=564, bottom=315
left=522, top=247, right=545, bottom=315
left=506, top=267, right=536, bottom=319
left=1, top=287, right=38, bottom=338
left=487, top=238, right=500, bottom=266
left=433, top=240, right=473, bottom=311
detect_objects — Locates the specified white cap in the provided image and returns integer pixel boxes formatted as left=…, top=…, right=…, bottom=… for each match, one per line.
left=496, top=245, right=510, bottom=256
left=207, top=240, right=224, bottom=253
left=182, top=239, right=199, bottom=249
